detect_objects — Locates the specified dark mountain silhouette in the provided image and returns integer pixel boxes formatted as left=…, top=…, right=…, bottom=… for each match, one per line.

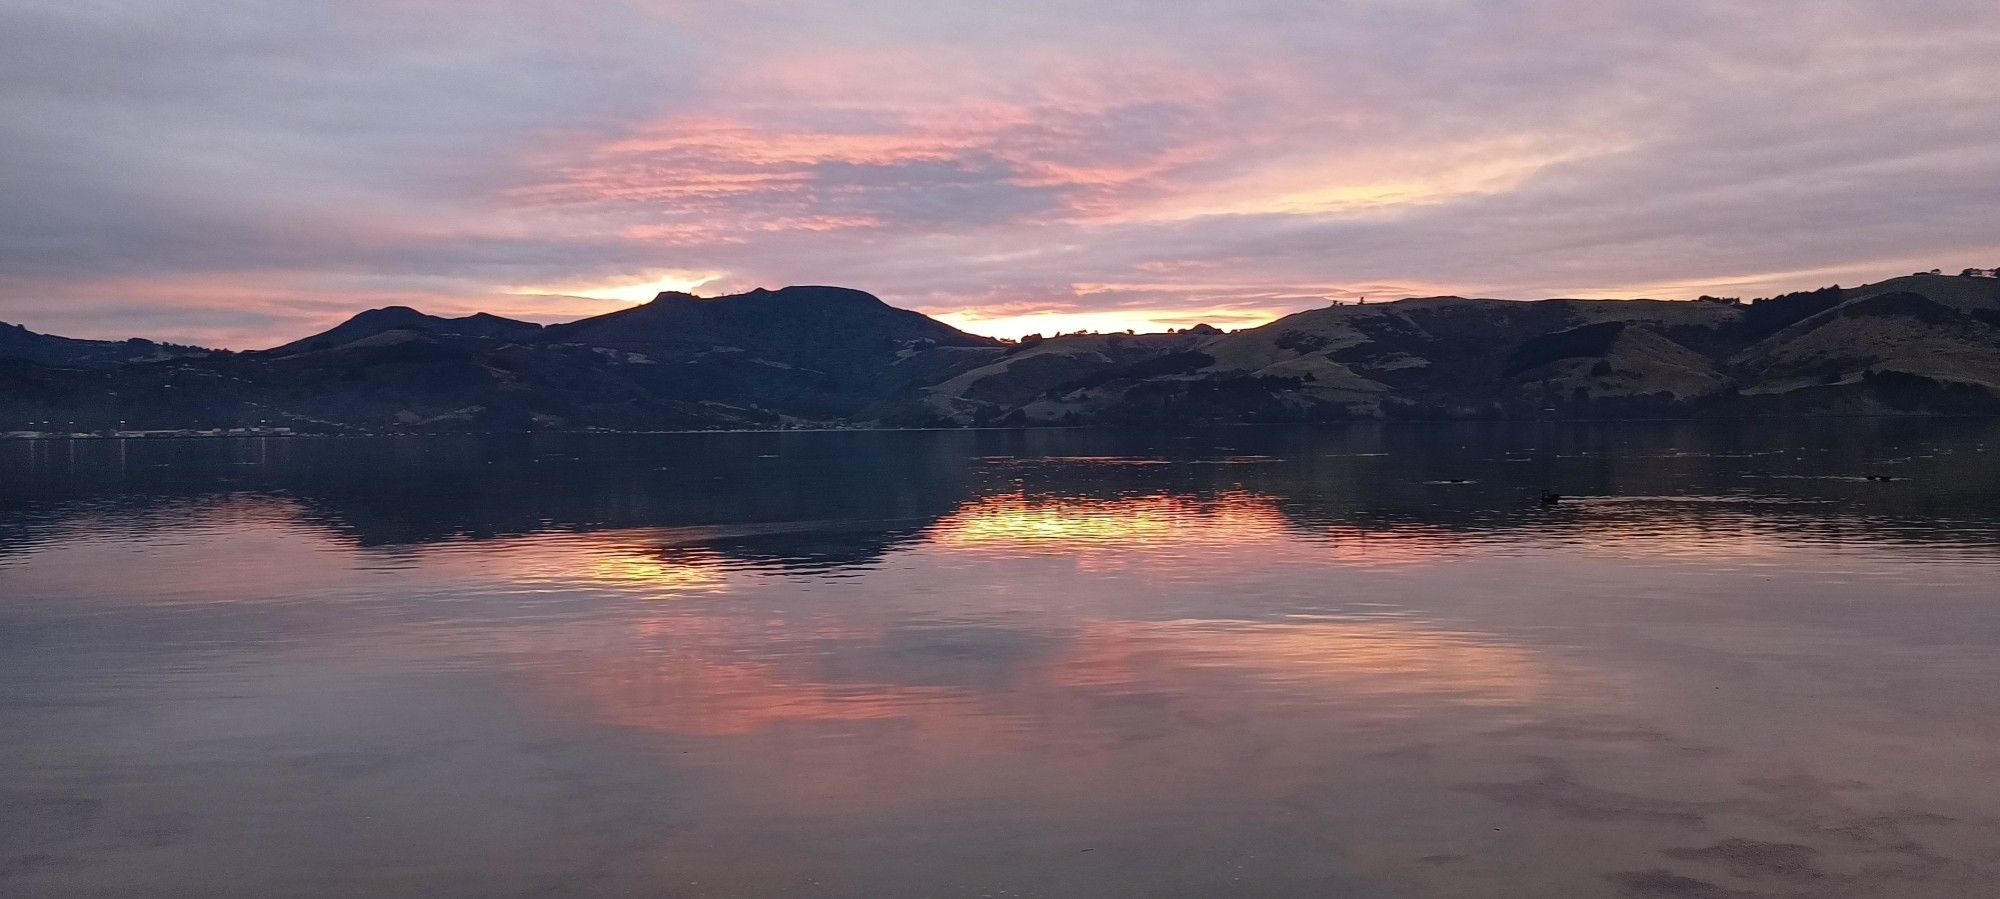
left=546, top=286, right=989, bottom=354
left=265, top=307, right=542, bottom=356
left=4, top=274, right=1999, bottom=433
left=540, top=285, right=1000, bottom=418
left=0, top=321, right=210, bottom=367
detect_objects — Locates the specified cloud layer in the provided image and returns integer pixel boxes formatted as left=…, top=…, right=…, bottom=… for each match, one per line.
left=3, top=0, right=1997, bottom=346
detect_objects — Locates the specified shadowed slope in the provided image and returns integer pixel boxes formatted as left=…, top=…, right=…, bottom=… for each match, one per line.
left=264, top=307, right=543, bottom=356
left=5, top=274, right=2000, bottom=432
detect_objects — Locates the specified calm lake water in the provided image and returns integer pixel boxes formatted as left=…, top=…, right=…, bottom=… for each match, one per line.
left=5, top=422, right=2000, bottom=898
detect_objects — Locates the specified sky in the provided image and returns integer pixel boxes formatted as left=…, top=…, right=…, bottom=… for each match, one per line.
left=3, top=1, right=1998, bottom=348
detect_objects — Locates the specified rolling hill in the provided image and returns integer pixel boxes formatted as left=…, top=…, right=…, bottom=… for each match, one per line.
left=4, top=274, right=1999, bottom=433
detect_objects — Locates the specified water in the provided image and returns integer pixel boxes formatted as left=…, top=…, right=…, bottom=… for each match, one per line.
left=4, top=422, right=2000, bottom=897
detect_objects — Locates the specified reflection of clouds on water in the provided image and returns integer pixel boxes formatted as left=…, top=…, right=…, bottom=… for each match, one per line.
left=560, top=614, right=1543, bottom=738
left=538, top=602, right=1548, bottom=811
left=8, top=424, right=2000, bottom=896
left=496, top=495, right=1551, bottom=813
left=1048, top=618, right=1540, bottom=705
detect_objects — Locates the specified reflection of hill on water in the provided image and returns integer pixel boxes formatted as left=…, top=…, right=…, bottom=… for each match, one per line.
left=3, top=421, right=1999, bottom=572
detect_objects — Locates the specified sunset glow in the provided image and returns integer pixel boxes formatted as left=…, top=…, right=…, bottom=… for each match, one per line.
left=3, top=2, right=1997, bottom=347
left=513, top=271, right=725, bottom=304
left=931, top=308, right=1279, bottom=340
left=12, top=4, right=2000, bottom=889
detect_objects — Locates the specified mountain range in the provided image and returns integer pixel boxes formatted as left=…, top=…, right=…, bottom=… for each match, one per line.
left=5, top=274, right=2000, bottom=433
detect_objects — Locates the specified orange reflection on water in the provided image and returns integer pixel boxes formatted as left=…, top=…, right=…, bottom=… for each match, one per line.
left=584, top=549, right=729, bottom=596
left=556, top=615, right=977, bottom=738
left=443, top=505, right=1554, bottom=810
left=1047, top=618, right=1542, bottom=705
left=929, top=490, right=1463, bottom=569
left=560, top=613, right=1541, bottom=743
left=582, top=656, right=974, bottom=738
left=536, top=607, right=1549, bottom=813
left=930, top=491, right=1294, bottom=549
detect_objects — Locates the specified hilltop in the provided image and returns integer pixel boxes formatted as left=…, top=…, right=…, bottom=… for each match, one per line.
left=916, top=274, right=2000, bottom=425
left=4, top=274, right=1999, bottom=433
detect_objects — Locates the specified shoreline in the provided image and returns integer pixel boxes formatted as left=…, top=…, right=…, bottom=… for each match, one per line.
left=8, top=412, right=2000, bottom=441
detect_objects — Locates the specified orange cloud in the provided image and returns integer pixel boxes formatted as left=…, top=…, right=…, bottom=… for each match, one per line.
left=504, top=79, right=1278, bottom=249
